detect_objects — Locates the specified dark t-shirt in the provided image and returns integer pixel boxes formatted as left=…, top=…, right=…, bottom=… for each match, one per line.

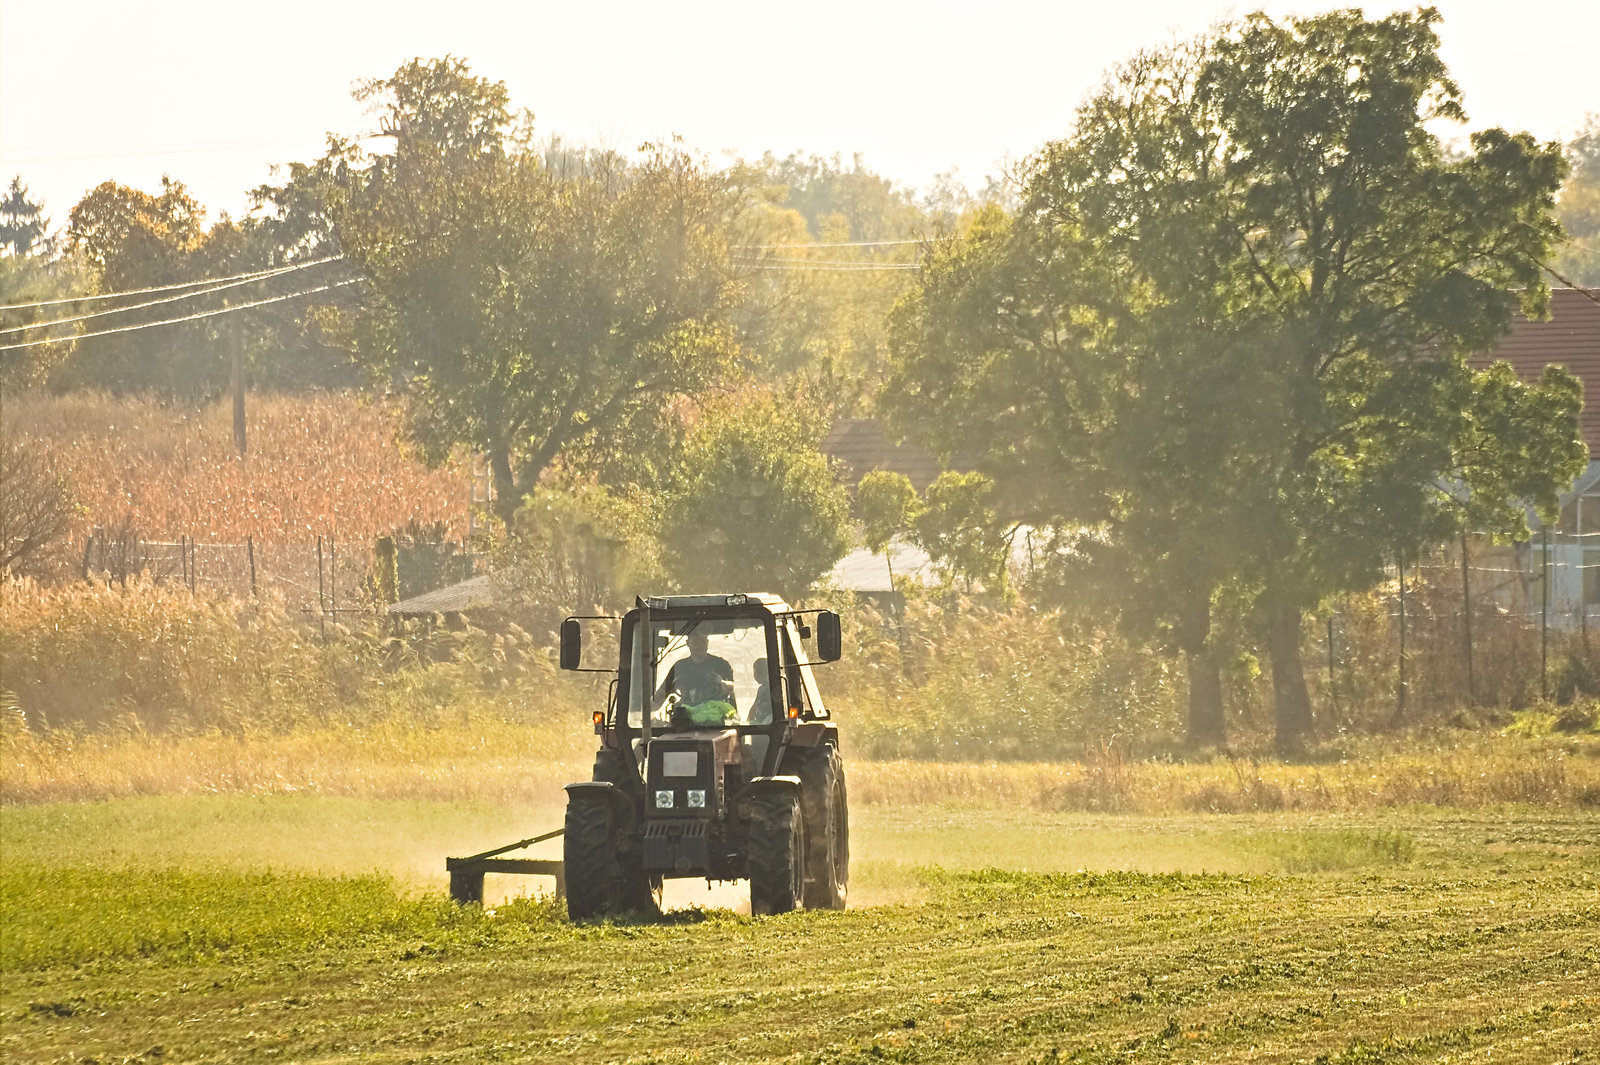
left=665, top=654, right=735, bottom=707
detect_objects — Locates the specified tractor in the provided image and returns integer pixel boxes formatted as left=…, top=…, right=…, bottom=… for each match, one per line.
left=557, top=593, right=848, bottom=918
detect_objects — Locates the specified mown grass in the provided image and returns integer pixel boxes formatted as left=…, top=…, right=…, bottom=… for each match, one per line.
left=0, top=864, right=504, bottom=970
left=1, top=799, right=1595, bottom=1064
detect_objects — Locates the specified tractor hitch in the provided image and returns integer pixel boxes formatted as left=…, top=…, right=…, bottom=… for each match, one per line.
left=446, top=827, right=566, bottom=904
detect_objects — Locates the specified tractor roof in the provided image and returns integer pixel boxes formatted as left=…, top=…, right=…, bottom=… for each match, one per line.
left=637, top=593, right=792, bottom=613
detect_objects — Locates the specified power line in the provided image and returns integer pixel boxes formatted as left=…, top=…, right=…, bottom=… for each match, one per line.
left=735, top=257, right=918, bottom=268
left=0, top=279, right=363, bottom=352
left=0, top=260, right=351, bottom=336
left=742, top=239, right=925, bottom=249
left=0, top=254, right=346, bottom=312
left=736, top=261, right=919, bottom=272
left=1538, top=263, right=1600, bottom=305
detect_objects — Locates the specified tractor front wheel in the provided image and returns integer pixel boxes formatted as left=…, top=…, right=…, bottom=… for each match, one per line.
left=748, top=791, right=805, bottom=915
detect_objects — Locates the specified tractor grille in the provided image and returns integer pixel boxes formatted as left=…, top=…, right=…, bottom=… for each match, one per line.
left=642, top=819, right=711, bottom=874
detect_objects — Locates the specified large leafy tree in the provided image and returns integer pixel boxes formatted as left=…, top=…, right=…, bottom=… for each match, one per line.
left=303, top=58, right=746, bottom=521
left=887, top=9, right=1583, bottom=749
left=50, top=178, right=269, bottom=397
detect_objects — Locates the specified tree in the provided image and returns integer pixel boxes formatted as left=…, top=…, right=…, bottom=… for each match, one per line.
left=856, top=469, right=921, bottom=585
left=911, top=471, right=1010, bottom=595
left=1551, top=114, right=1600, bottom=285
left=1, top=177, right=48, bottom=256
left=887, top=10, right=1583, bottom=749
left=52, top=178, right=247, bottom=396
left=0, top=183, right=94, bottom=390
left=310, top=58, right=746, bottom=521
left=658, top=398, right=852, bottom=596
left=0, top=434, right=76, bottom=575
left=494, top=484, right=660, bottom=629
left=730, top=154, right=927, bottom=410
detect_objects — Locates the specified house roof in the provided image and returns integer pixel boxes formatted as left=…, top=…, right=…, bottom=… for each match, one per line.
left=387, top=573, right=500, bottom=615
left=1468, top=288, right=1600, bottom=453
left=819, top=418, right=960, bottom=490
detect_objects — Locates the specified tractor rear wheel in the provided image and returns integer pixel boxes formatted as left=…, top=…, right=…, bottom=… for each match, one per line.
left=799, top=746, right=849, bottom=910
left=747, top=792, right=805, bottom=915
left=563, top=797, right=620, bottom=920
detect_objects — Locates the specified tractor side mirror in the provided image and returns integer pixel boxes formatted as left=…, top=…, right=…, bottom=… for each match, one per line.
left=816, top=611, right=842, bottom=662
left=559, top=618, right=581, bottom=670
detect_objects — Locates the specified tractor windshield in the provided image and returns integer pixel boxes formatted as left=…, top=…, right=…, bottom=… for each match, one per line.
left=628, top=616, right=775, bottom=729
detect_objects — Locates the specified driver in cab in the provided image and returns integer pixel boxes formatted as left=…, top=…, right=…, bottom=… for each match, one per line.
left=660, top=631, right=735, bottom=724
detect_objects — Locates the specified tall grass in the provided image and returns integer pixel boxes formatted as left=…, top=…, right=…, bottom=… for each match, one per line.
left=0, top=574, right=602, bottom=734
left=830, top=593, right=1186, bottom=758
left=848, top=734, right=1600, bottom=812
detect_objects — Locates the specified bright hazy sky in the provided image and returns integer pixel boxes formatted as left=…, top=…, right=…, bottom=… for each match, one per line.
left=2, top=0, right=1595, bottom=226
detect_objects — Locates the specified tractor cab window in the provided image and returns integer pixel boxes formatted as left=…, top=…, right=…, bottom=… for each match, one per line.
left=628, top=617, right=774, bottom=728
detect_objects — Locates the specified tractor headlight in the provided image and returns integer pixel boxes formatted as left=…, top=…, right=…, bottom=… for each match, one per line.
left=687, top=789, right=706, bottom=808
left=654, top=790, right=674, bottom=809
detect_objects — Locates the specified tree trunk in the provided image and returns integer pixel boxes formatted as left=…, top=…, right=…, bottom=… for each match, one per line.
left=1185, top=646, right=1226, bottom=747
left=1266, top=602, right=1314, bottom=754
left=489, top=450, right=519, bottom=524
left=1178, top=589, right=1226, bottom=747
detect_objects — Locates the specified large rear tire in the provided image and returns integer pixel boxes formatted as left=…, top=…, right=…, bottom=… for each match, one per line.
left=747, top=792, right=805, bottom=916
left=563, top=797, right=620, bottom=920
left=799, top=745, right=849, bottom=910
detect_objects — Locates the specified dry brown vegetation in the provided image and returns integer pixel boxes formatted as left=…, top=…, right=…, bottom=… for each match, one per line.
left=2, top=390, right=468, bottom=550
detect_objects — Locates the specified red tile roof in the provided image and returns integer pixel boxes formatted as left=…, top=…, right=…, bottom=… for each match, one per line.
left=1469, top=288, right=1600, bottom=453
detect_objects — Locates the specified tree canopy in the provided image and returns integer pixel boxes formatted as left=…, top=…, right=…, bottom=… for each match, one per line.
left=886, top=8, right=1585, bottom=748
left=291, top=58, right=748, bottom=521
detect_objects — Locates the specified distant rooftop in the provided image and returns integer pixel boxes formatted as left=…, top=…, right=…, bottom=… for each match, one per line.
left=387, top=573, right=499, bottom=616
left=1469, top=288, right=1600, bottom=454
left=819, top=418, right=967, bottom=491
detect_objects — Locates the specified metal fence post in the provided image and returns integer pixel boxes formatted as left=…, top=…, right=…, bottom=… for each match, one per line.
left=1461, top=530, right=1474, bottom=705
left=1541, top=527, right=1550, bottom=701
left=1396, top=548, right=1408, bottom=724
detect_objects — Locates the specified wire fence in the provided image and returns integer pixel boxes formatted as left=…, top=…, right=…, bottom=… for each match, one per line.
left=77, top=529, right=384, bottom=619
left=1310, top=532, right=1599, bottom=723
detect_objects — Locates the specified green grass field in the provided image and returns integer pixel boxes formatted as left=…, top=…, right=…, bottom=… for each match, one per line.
left=2, top=795, right=1596, bottom=1063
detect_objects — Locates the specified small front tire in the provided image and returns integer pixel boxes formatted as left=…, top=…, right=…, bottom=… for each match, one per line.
left=748, top=791, right=805, bottom=916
